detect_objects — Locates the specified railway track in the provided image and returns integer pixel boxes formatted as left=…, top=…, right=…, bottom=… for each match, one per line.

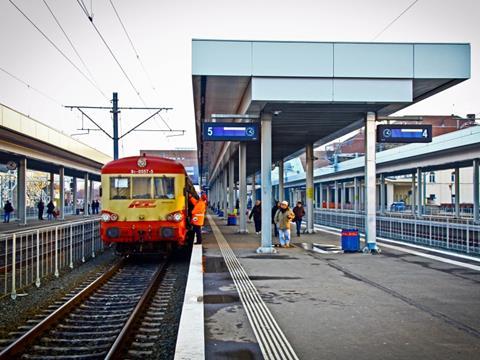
left=0, top=258, right=172, bottom=359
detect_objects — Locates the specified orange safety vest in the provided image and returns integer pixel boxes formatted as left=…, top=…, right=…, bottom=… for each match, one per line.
left=190, top=198, right=206, bottom=226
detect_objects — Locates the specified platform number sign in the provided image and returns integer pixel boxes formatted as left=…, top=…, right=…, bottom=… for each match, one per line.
left=377, top=124, right=432, bottom=143
left=203, top=122, right=259, bottom=142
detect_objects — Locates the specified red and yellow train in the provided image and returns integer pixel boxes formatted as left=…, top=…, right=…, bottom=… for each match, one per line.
left=100, top=155, right=197, bottom=254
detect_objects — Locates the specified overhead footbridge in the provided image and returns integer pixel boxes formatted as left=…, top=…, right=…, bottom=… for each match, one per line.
left=192, top=39, right=470, bottom=252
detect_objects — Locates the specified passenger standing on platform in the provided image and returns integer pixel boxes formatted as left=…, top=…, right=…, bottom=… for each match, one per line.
left=249, top=200, right=262, bottom=234
left=47, top=200, right=55, bottom=220
left=3, top=200, right=14, bottom=223
left=91, top=200, right=96, bottom=215
left=293, top=201, right=305, bottom=237
left=274, top=201, right=295, bottom=248
left=37, top=199, right=45, bottom=220
left=190, top=193, right=207, bottom=245
left=271, top=201, right=280, bottom=238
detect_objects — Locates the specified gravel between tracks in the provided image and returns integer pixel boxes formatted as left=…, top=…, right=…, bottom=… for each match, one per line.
left=0, top=247, right=118, bottom=339
left=147, top=254, right=190, bottom=360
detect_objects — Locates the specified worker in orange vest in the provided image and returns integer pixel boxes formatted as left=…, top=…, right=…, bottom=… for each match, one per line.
left=190, top=193, right=207, bottom=244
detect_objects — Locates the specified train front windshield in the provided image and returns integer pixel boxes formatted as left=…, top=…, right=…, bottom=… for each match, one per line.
left=108, top=175, right=176, bottom=200
left=110, top=177, right=130, bottom=199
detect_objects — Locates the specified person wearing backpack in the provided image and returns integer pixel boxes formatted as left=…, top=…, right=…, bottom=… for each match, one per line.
left=3, top=200, right=14, bottom=223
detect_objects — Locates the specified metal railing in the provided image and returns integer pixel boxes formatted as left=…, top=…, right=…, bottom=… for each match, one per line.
left=0, top=218, right=103, bottom=299
left=314, top=209, right=480, bottom=255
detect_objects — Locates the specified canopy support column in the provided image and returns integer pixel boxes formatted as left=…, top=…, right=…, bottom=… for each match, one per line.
left=17, top=158, right=27, bottom=225
left=306, top=143, right=314, bottom=234
left=364, top=112, right=378, bottom=253
left=380, top=174, right=386, bottom=215
left=84, top=173, right=89, bottom=217
left=72, top=178, right=77, bottom=216
left=59, top=167, right=65, bottom=220
left=454, top=167, right=460, bottom=218
left=223, top=169, right=228, bottom=219
left=278, top=160, right=284, bottom=203
left=229, top=160, right=235, bottom=214
left=257, top=113, right=275, bottom=253
left=238, top=143, right=248, bottom=233
left=416, top=168, right=423, bottom=217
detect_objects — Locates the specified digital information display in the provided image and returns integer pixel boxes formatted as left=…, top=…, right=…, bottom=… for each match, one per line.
left=377, top=124, right=432, bottom=143
left=203, top=122, right=259, bottom=141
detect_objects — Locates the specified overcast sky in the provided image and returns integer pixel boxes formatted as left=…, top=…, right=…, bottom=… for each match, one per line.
left=1, top=0, right=478, bottom=158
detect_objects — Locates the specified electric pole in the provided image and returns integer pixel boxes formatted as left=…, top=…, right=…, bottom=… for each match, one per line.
left=66, top=92, right=184, bottom=160
left=112, top=92, right=119, bottom=159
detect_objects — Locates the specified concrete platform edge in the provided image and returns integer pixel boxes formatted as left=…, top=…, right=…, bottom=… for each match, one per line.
left=174, top=244, right=205, bottom=360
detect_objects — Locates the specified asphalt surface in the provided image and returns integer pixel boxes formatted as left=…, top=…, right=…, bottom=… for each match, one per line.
left=203, top=215, right=480, bottom=360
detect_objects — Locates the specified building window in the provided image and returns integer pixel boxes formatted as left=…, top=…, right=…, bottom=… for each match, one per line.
left=429, top=172, right=436, bottom=183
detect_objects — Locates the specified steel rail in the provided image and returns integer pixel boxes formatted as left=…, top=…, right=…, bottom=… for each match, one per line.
left=0, top=259, right=124, bottom=359
left=105, top=260, right=169, bottom=359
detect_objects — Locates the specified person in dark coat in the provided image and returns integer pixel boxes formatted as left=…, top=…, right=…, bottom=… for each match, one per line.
left=95, top=200, right=100, bottom=214
left=3, top=200, right=14, bottom=223
left=271, top=201, right=280, bottom=238
left=37, top=199, right=45, bottom=220
left=249, top=200, right=262, bottom=234
left=46, top=200, right=55, bottom=220
left=293, top=201, right=306, bottom=236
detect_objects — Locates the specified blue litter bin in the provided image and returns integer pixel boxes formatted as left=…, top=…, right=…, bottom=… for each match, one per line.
left=227, top=214, right=237, bottom=225
left=341, top=229, right=360, bottom=252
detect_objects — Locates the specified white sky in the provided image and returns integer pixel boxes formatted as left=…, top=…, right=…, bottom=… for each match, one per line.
left=1, top=0, right=478, bottom=158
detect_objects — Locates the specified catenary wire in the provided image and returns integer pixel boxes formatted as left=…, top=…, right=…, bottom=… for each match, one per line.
left=8, top=0, right=107, bottom=100
left=0, top=66, right=62, bottom=106
left=75, top=0, right=148, bottom=107
left=108, top=0, right=172, bottom=131
left=372, top=0, right=420, bottom=40
left=108, top=0, right=158, bottom=94
left=42, top=0, right=108, bottom=100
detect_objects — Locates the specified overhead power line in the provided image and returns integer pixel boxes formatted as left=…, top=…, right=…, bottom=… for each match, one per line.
left=108, top=0, right=172, bottom=130
left=0, top=66, right=62, bottom=106
left=8, top=0, right=107, bottom=100
left=108, top=0, right=157, bottom=94
left=42, top=0, right=107, bottom=100
left=75, top=0, right=147, bottom=107
left=372, top=0, right=420, bottom=40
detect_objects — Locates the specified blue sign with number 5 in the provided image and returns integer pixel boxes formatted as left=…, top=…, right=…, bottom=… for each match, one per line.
left=203, top=122, right=259, bottom=141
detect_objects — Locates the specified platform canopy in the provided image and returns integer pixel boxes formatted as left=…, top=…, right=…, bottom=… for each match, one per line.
left=192, top=39, right=470, bottom=183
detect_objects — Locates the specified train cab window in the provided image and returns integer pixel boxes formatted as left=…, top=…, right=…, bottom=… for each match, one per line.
left=154, top=177, right=175, bottom=199
left=132, top=177, right=152, bottom=199
left=110, top=177, right=130, bottom=199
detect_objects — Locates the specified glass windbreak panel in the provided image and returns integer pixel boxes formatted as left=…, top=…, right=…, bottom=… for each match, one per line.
left=110, top=177, right=130, bottom=199
left=154, top=177, right=175, bottom=199
left=132, top=177, right=152, bottom=199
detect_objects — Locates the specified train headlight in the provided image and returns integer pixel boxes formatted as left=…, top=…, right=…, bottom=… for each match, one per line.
left=101, top=213, right=111, bottom=222
left=110, top=213, right=119, bottom=221
left=167, top=211, right=183, bottom=222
